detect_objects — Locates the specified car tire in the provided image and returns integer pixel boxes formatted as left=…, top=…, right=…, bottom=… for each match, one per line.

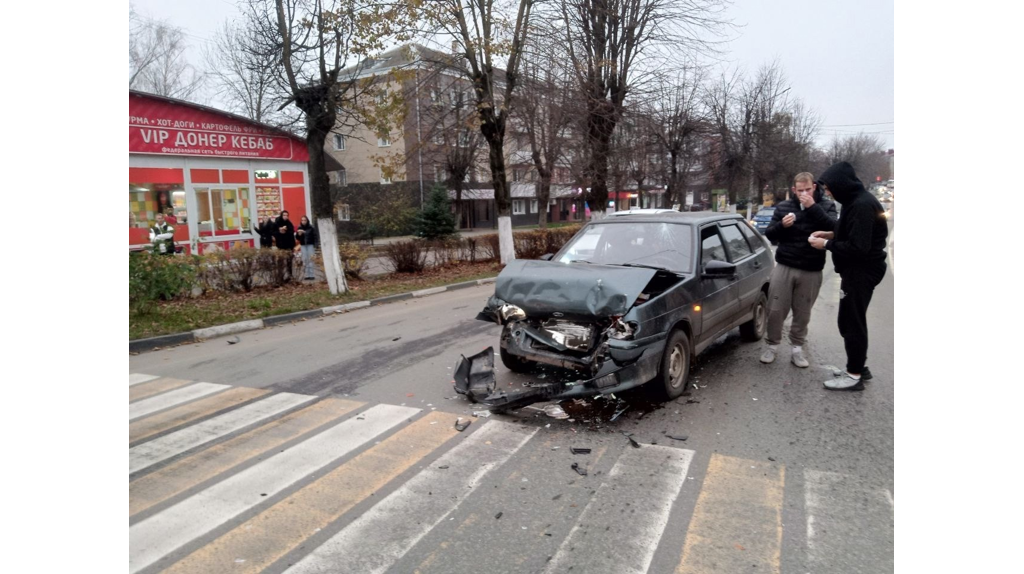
left=500, top=345, right=536, bottom=373
left=740, top=290, right=768, bottom=342
left=651, top=329, right=690, bottom=401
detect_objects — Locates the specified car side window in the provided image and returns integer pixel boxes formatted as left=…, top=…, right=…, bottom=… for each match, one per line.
left=701, top=226, right=726, bottom=268
left=720, top=223, right=753, bottom=261
left=737, top=221, right=764, bottom=253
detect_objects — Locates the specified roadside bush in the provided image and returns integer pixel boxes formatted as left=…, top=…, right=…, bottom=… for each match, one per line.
left=428, top=237, right=462, bottom=268
left=383, top=240, right=428, bottom=273
left=514, top=231, right=548, bottom=259
left=339, top=242, right=370, bottom=280
left=129, top=252, right=198, bottom=313
left=480, top=233, right=501, bottom=261
left=460, top=237, right=479, bottom=263
left=265, top=249, right=297, bottom=287
left=204, top=247, right=263, bottom=292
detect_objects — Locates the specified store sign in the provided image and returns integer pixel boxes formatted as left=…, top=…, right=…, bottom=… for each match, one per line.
left=129, top=93, right=309, bottom=161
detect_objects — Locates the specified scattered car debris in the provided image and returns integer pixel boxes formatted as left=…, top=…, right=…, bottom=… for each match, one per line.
left=685, top=399, right=700, bottom=404
left=571, top=462, right=588, bottom=476
left=438, top=465, right=450, bottom=469
left=768, top=457, right=776, bottom=462
left=454, top=418, right=471, bottom=432
left=666, top=434, right=689, bottom=442
left=473, top=410, right=492, bottom=418
left=543, top=404, right=569, bottom=419
left=392, top=336, right=402, bottom=342
left=227, top=336, right=240, bottom=344
left=570, top=447, right=592, bottom=455
left=495, top=512, right=503, bottom=520
left=609, top=403, right=630, bottom=422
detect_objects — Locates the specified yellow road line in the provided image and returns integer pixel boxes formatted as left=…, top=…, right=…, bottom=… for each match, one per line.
left=161, top=410, right=459, bottom=574
left=129, top=377, right=193, bottom=403
left=676, top=454, right=785, bottom=574
left=129, top=398, right=362, bottom=517
left=129, top=387, right=269, bottom=444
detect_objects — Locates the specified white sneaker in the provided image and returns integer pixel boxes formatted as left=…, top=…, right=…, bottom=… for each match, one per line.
left=791, top=348, right=809, bottom=368
left=760, top=347, right=776, bottom=364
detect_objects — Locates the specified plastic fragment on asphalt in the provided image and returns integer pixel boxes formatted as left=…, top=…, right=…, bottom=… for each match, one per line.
left=495, top=512, right=503, bottom=519
left=609, top=404, right=630, bottom=422
left=544, top=404, right=569, bottom=419
left=454, top=418, right=471, bottom=431
left=768, top=457, right=776, bottom=461
left=430, top=421, right=438, bottom=425
left=393, top=337, right=401, bottom=341
left=473, top=410, right=492, bottom=418
left=570, top=447, right=592, bottom=454
left=571, top=462, right=588, bottom=476
left=227, top=336, right=240, bottom=344
left=667, top=435, right=688, bottom=441
left=626, top=435, right=641, bottom=448
left=438, top=465, right=450, bottom=469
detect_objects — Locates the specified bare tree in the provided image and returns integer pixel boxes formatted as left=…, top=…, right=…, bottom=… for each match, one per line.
left=644, top=68, right=705, bottom=207
left=425, top=0, right=536, bottom=263
left=518, top=44, right=575, bottom=227
left=555, top=0, right=727, bottom=219
left=129, top=8, right=205, bottom=100
left=202, top=20, right=290, bottom=125
left=823, top=133, right=890, bottom=184
left=244, top=0, right=417, bottom=294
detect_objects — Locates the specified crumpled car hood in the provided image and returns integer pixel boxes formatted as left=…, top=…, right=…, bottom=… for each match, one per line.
left=493, top=260, right=658, bottom=319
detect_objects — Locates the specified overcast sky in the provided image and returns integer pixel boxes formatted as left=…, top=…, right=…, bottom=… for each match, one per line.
left=131, top=0, right=894, bottom=150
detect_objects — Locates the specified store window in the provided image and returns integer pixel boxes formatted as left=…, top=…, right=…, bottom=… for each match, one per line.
left=129, top=167, right=190, bottom=248
left=255, top=170, right=283, bottom=222
left=194, top=187, right=252, bottom=236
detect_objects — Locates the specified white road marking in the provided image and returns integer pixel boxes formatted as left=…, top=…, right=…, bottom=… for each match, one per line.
left=128, top=392, right=317, bottom=473
left=544, top=445, right=695, bottom=574
left=130, top=373, right=161, bottom=386
left=128, top=404, right=419, bottom=574
left=285, top=421, right=538, bottom=574
left=804, top=469, right=894, bottom=574
left=129, top=383, right=229, bottom=421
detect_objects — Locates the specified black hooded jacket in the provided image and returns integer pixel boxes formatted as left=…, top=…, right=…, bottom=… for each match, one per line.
left=253, top=219, right=274, bottom=248
left=274, top=216, right=296, bottom=250
left=818, top=161, right=888, bottom=276
left=764, top=185, right=838, bottom=271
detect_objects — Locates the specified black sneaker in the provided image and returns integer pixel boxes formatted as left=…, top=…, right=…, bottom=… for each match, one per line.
left=862, top=367, right=873, bottom=381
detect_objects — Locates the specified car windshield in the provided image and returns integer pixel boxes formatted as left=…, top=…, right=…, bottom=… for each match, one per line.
left=557, top=221, right=693, bottom=272
left=756, top=209, right=774, bottom=218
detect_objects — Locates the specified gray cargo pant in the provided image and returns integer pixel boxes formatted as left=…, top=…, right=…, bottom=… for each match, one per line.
left=765, top=264, right=823, bottom=347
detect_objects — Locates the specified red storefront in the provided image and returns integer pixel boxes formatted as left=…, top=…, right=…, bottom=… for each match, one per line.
left=129, top=91, right=312, bottom=254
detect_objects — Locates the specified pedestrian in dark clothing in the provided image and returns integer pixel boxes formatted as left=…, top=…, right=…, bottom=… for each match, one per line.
left=809, top=161, right=889, bottom=391
left=253, top=217, right=275, bottom=248
left=274, top=211, right=296, bottom=282
left=296, top=216, right=319, bottom=280
left=761, top=172, right=838, bottom=368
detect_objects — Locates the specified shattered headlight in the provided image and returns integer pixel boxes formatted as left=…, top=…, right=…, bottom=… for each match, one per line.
left=498, top=303, right=526, bottom=323
left=608, top=317, right=639, bottom=340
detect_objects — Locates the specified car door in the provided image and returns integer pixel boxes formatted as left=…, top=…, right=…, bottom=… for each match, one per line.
left=719, top=221, right=763, bottom=325
left=697, top=223, right=739, bottom=345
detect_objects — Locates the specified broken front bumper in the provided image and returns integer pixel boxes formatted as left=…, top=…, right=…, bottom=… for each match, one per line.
left=453, top=338, right=666, bottom=411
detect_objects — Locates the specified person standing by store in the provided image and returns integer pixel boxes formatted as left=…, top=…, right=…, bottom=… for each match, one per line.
left=296, top=216, right=319, bottom=281
left=148, top=212, right=176, bottom=256
left=253, top=217, right=275, bottom=249
left=274, top=210, right=296, bottom=281
left=760, top=172, right=838, bottom=368
left=808, top=161, right=889, bottom=391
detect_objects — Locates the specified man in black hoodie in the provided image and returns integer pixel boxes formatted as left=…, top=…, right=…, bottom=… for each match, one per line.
left=809, top=161, right=889, bottom=391
left=761, top=172, right=838, bottom=368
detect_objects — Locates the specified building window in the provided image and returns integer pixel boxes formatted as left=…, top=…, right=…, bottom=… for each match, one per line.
left=333, top=134, right=346, bottom=150
left=380, top=169, right=392, bottom=185
left=337, top=204, right=351, bottom=221
left=429, top=88, right=441, bottom=103
left=531, top=199, right=538, bottom=213
left=129, top=183, right=189, bottom=247
left=433, top=132, right=445, bottom=145
left=513, top=199, right=525, bottom=215
left=377, top=136, right=391, bottom=147
left=337, top=168, right=347, bottom=186
left=513, top=169, right=522, bottom=182
left=434, top=166, right=445, bottom=182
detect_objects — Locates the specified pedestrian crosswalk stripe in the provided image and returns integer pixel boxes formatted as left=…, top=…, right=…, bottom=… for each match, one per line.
left=129, top=383, right=230, bottom=421
left=130, top=373, right=161, bottom=386
left=804, top=469, right=894, bottom=573
left=161, top=410, right=461, bottom=574
left=129, top=392, right=316, bottom=474
left=285, top=420, right=538, bottom=574
left=129, top=387, right=270, bottom=445
left=128, top=403, right=419, bottom=574
left=130, top=377, right=193, bottom=403
left=676, top=454, right=785, bottom=574
left=130, top=398, right=364, bottom=517
left=544, top=445, right=695, bottom=574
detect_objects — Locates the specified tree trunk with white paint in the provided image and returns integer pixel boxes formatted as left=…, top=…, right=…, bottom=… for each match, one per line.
left=317, top=217, right=348, bottom=294
left=498, top=216, right=515, bottom=264
left=590, top=210, right=605, bottom=221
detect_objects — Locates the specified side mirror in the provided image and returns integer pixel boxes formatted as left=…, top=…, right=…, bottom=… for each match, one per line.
left=539, top=253, right=554, bottom=261
left=703, top=259, right=736, bottom=278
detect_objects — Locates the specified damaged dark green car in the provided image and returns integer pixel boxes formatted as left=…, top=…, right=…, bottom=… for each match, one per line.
left=454, top=212, right=775, bottom=411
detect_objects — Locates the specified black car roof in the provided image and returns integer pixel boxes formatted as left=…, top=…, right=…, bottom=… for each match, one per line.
left=590, top=212, right=745, bottom=225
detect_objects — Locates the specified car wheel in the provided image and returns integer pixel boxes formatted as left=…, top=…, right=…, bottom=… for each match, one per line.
left=651, top=329, right=690, bottom=400
left=740, top=290, right=768, bottom=342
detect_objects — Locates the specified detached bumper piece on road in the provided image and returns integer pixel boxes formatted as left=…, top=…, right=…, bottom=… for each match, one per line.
left=452, top=345, right=661, bottom=411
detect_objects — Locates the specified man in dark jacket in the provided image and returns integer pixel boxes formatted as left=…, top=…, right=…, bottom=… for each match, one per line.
left=761, top=172, right=838, bottom=368
left=809, top=161, right=889, bottom=391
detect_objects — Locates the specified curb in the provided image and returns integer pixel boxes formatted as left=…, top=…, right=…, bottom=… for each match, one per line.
left=130, top=276, right=498, bottom=354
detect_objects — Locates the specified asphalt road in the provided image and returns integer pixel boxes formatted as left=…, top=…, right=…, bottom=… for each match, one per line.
left=129, top=228, right=894, bottom=574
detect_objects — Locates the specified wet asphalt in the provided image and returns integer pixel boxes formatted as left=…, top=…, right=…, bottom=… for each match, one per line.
left=130, top=232, right=894, bottom=574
